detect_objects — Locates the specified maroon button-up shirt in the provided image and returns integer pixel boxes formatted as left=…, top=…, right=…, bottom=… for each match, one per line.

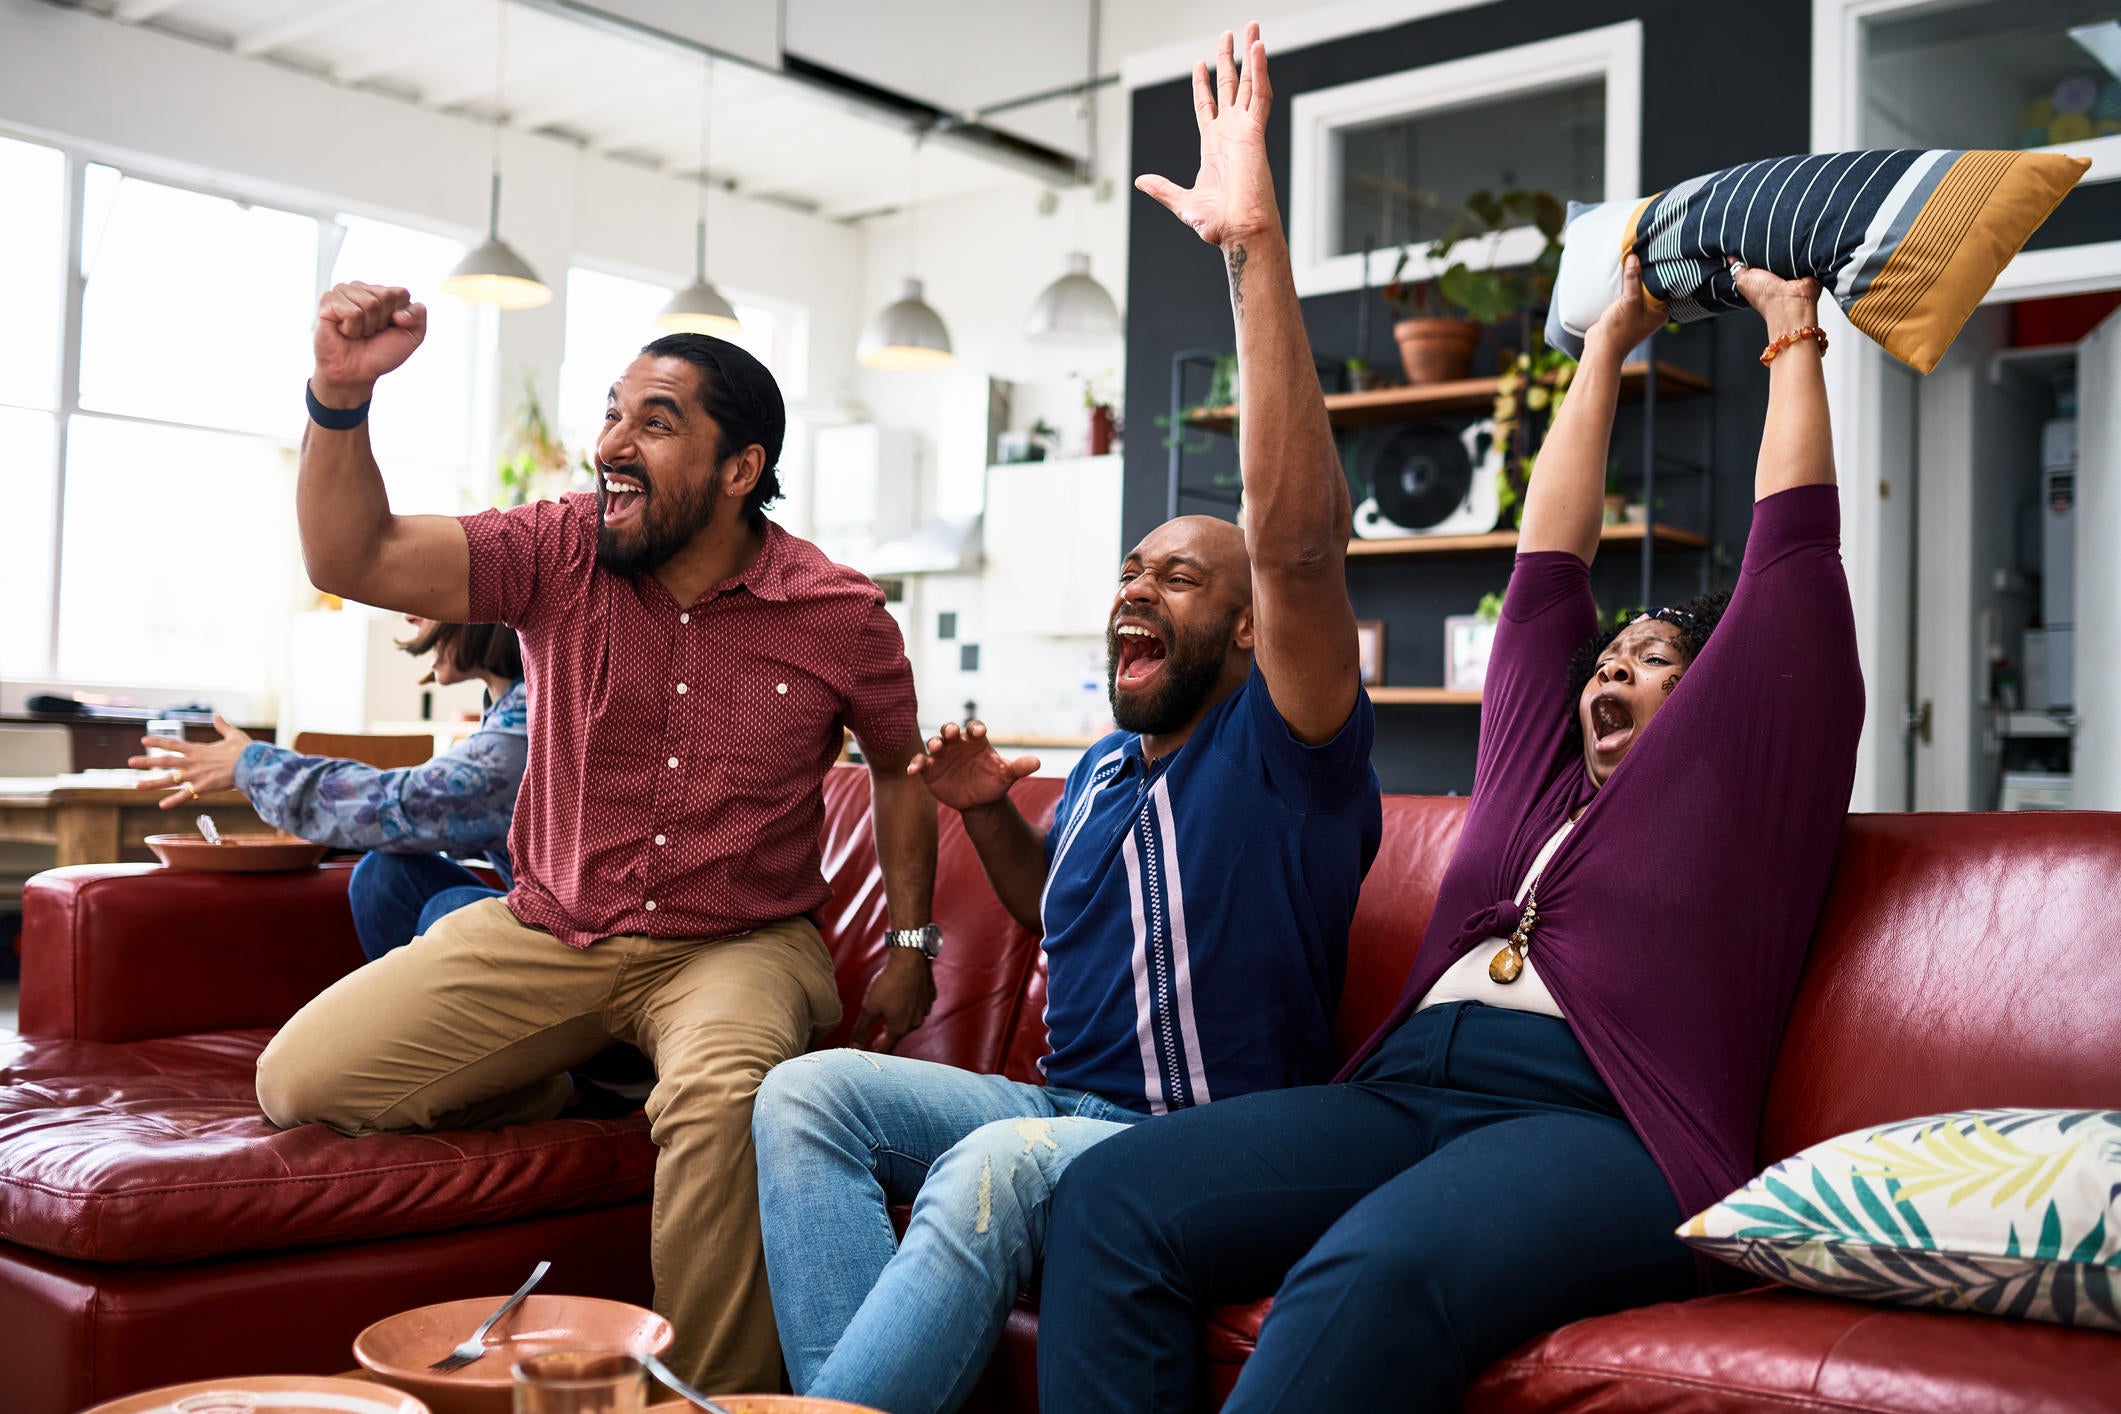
left=461, top=494, right=918, bottom=947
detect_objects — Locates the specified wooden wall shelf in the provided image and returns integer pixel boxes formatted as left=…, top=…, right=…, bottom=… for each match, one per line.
left=1347, top=521, right=1708, bottom=559
left=1186, top=360, right=1710, bottom=433
left=1368, top=687, right=1481, bottom=705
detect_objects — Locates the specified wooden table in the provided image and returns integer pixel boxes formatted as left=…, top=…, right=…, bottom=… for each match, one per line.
left=0, top=777, right=267, bottom=867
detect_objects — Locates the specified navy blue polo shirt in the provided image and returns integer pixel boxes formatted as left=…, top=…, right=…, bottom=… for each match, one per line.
left=1038, top=665, right=1382, bottom=1114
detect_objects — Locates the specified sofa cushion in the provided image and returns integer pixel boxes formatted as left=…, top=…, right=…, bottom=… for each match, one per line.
left=0, top=1030, right=654, bottom=1264
left=1762, top=813, right=2121, bottom=1168
left=813, top=767, right=1060, bottom=1074
left=1685, top=1107, right=2121, bottom=1331
left=1463, top=1287, right=2121, bottom=1413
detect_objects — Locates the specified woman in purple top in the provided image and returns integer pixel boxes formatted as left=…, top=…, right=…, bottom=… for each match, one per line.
left=1036, top=47, right=1863, bottom=1406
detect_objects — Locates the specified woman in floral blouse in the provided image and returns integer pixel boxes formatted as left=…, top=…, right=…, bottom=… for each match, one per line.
left=133, top=619, right=526, bottom=960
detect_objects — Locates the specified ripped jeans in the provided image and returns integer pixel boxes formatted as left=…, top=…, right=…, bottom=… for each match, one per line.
left=753, top=1049, right=1146, bottom=1414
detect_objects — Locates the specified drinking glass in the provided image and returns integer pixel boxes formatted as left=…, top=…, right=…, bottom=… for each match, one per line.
left=513, top=1349, right=648, bottom=1414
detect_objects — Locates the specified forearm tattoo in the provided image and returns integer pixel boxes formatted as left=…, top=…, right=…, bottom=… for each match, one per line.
left=1227, top=243, right=1248, bottom=317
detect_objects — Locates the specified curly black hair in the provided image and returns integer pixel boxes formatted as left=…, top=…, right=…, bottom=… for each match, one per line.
left=1565, top=587, right=1733, bottom=745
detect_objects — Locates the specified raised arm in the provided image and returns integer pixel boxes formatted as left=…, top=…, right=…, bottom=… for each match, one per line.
left=1135, top=25, right=1355, bottom=744
left=908, top=721, right=1048, bottom=934
left=1518, top=256, right=1667, bottom=563
left=1732, top=266, right=1835, bottom=499
left=301, top=282, right=471, bottom=619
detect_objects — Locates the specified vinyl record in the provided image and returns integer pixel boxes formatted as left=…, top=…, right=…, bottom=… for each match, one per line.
left=1365, top=422, right=1475, bottom=531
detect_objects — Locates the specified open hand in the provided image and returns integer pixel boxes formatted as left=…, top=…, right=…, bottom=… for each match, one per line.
left=129, top=714, right=252, bottom=808
left=1585, top=255, right=1668, bottom=356
left=1135, top=23, right=1277, bottom=249
left=855, top=949, right=937, bottom=1052
left=907, top=720, right=1039, bottom=814
left=312, top=282, right=427, bottom=406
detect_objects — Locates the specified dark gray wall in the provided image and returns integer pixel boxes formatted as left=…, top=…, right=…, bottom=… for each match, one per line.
left=1122, top=0, right=1818, bottom=791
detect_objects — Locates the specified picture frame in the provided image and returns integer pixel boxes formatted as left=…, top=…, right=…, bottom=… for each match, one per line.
left=1445, top=614, right=1499, bottom=694
left=1355, top=619, right=1386, bottom=687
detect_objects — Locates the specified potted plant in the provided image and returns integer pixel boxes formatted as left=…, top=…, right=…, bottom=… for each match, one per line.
left=1381, top=189, right=1567, bottom=385
left=1080, top=372, right=1120, bottom=456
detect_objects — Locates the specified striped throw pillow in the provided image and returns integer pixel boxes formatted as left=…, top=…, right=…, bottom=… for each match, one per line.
left=1545, top=150, right=2088, bottom=373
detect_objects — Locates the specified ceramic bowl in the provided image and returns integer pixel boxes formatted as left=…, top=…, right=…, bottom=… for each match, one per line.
left=354, top=1294, right=674, bottom=1414
left=79, top=1374, right=428, bottom=1414
left=146, top=833, right=329, bottom=872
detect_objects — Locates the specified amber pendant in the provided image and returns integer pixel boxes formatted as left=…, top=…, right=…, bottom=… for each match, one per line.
left=1488, top=941, right=1526, bottom=984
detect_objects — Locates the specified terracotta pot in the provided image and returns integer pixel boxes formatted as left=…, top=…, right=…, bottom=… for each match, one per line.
left=1392, top=317, right=1482, bottom=385
left=1087, top=403, right=1116, bottom=456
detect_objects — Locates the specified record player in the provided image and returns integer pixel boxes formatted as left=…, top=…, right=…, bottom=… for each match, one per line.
left=1352, top=419, right=1501, bottom=538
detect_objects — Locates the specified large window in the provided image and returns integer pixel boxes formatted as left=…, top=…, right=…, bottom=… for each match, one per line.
left=0, top=136, right=65, bottom=681
left=1286, top=23, right=1641, bottom=297
left=1864, top=0, right=2121, bottom=181
left=1, top=139, right=486, bottom=693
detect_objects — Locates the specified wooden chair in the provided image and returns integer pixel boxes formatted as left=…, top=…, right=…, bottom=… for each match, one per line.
left=290, top=732, right=435, bottom=770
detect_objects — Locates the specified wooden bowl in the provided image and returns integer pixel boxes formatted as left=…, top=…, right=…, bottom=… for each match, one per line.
left=354, top=1294, right=674, bottom=1414
left=146, top=833, right=329, bottom=872
left=79, top=1374, right=429, bottom=1413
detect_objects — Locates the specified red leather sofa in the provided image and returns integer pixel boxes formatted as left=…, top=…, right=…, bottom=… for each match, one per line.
left=4, top=767, right=2117, bottom=1412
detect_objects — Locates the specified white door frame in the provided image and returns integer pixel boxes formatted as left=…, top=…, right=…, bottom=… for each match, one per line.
left=1812, top=0, right=2121, bottom=810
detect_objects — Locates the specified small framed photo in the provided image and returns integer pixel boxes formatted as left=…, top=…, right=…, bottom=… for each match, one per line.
left=1355, top=620, right=1386, bottom=687
left=1445, top=614, right=1499, bottom=694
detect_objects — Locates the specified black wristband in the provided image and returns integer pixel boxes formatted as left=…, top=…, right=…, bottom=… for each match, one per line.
left=306, top=380, right=372, bottom=430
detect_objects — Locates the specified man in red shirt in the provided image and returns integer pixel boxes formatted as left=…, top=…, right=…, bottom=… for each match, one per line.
left=256, top=282, right=939, bottom=1391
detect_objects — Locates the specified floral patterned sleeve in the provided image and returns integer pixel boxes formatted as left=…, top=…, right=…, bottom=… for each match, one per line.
left=232, top=680, right=528, bottom=873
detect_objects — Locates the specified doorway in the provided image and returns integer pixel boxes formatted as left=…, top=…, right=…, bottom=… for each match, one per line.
left=1903, top=292, right=2121, bottom=810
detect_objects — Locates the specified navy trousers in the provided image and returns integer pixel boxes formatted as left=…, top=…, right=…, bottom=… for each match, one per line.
left=1036, top=1002, right=1696, bottom=1413
left=346, top=851, right=502, bottom=962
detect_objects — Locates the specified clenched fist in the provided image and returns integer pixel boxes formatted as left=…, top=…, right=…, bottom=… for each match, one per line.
left=312, top=282, right=427, bottom=407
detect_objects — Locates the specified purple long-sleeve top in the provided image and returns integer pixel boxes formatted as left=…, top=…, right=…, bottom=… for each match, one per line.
left=1336, top=484, right=1864, bottom=1226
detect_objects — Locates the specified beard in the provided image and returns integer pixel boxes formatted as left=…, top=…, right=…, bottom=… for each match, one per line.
left=1106, top=606, right=1238, bottom=736
left=595, top=462, right=722, bottom=577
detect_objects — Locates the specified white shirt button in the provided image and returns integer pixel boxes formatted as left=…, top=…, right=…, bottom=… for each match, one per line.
left=676, top=682, right=689, bottom=694
left=667, top=757, right=680, bottom=769
left=680, top=613, right=690, bottom=624
left=776, top=682, right=788, bottom=695
left=644, top=899, right=657, bottom=912
left=654, top=834, right=667, bottom=846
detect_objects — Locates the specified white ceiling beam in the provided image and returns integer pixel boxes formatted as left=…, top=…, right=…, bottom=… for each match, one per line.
left=510, top=62, right=694, bottom=131
left=114, top=0, right=186, bottom=22
left=332, top=14, right=491, bottom=87
left=233, top=0, right=394, bottom=58
left=418, top=41, right=635, bottom=110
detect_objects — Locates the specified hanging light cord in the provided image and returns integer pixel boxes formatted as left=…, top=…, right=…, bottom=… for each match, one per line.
left=695, top=56, right=712, bottom=282
left=487, top=0, right=507, bottom=239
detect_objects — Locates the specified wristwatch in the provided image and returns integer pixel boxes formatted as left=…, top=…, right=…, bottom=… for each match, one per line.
left=886, top=924, right=943, bottom=960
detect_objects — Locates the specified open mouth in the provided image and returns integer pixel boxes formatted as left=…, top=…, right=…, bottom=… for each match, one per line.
left=1589, top=691, right=1635, bottom=753
left=1113, top=620, right=1168, bottom=691
left=600, top=467, right=648, bottom=528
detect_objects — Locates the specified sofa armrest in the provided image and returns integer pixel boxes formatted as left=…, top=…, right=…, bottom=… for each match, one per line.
left=19, top=861, right=366, bottom=1042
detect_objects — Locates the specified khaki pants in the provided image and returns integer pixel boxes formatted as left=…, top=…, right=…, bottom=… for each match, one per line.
left=255, top=896, right=842, bottom=1392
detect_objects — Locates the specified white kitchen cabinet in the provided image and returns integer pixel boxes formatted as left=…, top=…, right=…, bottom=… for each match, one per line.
left=982, top=455, right=1123, bottom=637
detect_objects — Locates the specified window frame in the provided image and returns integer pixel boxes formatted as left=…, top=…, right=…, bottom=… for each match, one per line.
left=0, top=121, right=489, bottom=690
left=1285, top=21, right=1644, bottom=298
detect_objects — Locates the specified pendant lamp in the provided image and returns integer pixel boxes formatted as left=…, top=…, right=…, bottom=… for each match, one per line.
left=657, top=55, right=741, bottom=337
left=859, top=136, right=953, bottom=370
left=445, top=0, right=551, bottom=309
left=1027, top=0, right=1120, bottom=342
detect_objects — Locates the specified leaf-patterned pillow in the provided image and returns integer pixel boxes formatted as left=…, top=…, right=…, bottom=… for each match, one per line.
left=1681, top=1108, right=2121, bottom=1331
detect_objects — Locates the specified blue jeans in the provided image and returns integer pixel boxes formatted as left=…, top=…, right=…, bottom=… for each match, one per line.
left=754, top=1049, right=1148, bottom=1414
left=1037, top=1003, right=1696, bottom=1413
left=346, top=851, right=503, bottom=962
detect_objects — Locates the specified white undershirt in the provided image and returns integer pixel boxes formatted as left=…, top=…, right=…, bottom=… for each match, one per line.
left=1416, top=819, right=1575, bottom=1020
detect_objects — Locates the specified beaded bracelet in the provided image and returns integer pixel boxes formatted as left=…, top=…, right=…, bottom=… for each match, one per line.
left=1760, top=326, right=1829, bottom=365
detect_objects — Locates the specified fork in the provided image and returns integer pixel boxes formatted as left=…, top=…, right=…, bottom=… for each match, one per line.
left=428, top=1259, right=552, bottom=1372
left=641, top=1351, right=735, bottom=1414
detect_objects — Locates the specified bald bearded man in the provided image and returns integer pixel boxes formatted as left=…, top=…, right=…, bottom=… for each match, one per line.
left=749, top=95, right=1382, bottom=1410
